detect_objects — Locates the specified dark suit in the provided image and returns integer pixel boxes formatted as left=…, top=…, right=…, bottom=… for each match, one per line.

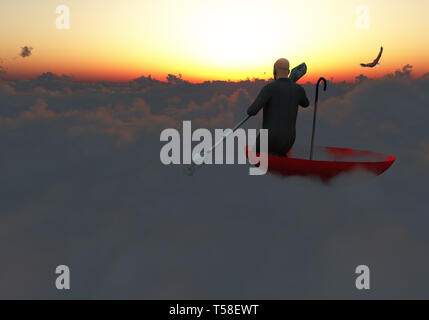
left=247, top=78, right=310, bottom=156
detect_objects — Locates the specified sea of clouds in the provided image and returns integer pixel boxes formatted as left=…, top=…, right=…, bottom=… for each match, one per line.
left=0, top=66, right=428, bottom=298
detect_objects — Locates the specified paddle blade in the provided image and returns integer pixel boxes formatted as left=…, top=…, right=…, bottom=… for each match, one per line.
left=185, top=163, right=197, bottom=176
left=290, top=63, right=307, bottom=83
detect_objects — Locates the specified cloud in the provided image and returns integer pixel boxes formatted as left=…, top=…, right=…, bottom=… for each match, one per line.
left=0, top=67, right=428, bottom=298
left=394, top=64, right=413, bottom=77
left=0, top=59, right=7, bottom=78
left=0, top=66, right=7, bottom=77
left=19, top=46, right=33, bottom=58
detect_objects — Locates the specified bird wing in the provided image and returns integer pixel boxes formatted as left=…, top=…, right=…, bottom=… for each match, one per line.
left=372, top=46, right=383, bottom=64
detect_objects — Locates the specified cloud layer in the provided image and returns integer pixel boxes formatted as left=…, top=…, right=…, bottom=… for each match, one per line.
left=0, top=67, right=428, bottom=298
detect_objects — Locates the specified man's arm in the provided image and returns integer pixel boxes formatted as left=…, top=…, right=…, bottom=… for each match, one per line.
left=298, top=86, right=310, bottom=108
left=247, top=85, right=271, bottom=116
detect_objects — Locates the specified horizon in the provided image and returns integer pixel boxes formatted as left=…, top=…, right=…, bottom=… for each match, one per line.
left=1, top=64, right=425, bottom=85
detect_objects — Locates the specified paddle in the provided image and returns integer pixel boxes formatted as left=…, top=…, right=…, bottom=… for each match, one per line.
left=185, top=115, right=250, bottom=176
left=186, top=62, right=308, bottom=176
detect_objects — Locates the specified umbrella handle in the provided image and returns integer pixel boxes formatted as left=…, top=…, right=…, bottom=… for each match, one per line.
left=310, top=77, right=327, bottom=160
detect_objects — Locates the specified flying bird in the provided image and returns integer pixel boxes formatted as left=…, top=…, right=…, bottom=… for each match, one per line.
left=360, top=46, right=383, bottom=68
left=20, top=46, right=33, bottom=58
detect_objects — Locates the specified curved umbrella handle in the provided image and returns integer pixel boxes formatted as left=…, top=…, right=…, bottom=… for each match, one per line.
left=310, top=77, right=327, bottom=160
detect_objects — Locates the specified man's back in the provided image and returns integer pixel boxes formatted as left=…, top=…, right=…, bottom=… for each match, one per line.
left=247, top=78, right=310, bottom=155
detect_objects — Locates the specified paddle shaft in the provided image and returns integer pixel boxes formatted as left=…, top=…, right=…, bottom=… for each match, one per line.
left=204, top=115, right=251, bottom=158
left=310, top=77, right=327, bottom=160
left=185, top=115, right=251, bottom=175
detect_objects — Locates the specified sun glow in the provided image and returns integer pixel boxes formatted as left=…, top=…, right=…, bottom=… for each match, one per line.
left=184, top=1, right=288, bottom=67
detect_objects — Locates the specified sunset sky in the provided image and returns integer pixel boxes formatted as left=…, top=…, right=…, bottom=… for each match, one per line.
left=0, top=0, right=428, bottom=82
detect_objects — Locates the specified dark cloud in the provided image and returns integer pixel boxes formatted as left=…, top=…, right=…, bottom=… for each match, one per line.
left=394, top=64, right=413, bottom=77
left=0, top=66, right=7, bottom=77
left=0, top=59, right=7, bottom=78
left=0, top=67, right=429, bottom=298
left=19, top=46, right=33, bottom=58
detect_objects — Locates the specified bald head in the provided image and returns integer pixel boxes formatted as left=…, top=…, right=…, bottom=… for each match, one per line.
left=273, top=58, right=290, bottom=79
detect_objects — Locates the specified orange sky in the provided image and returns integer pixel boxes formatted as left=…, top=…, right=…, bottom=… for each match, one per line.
left=0, top=0, right=428, bottom=83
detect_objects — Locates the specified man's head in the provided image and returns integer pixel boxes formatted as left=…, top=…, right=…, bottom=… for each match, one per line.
left=273, top=58, right=290, bottom=80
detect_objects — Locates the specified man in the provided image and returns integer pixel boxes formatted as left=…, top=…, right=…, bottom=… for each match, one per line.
left=247, top=58, right=310, bottom=157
